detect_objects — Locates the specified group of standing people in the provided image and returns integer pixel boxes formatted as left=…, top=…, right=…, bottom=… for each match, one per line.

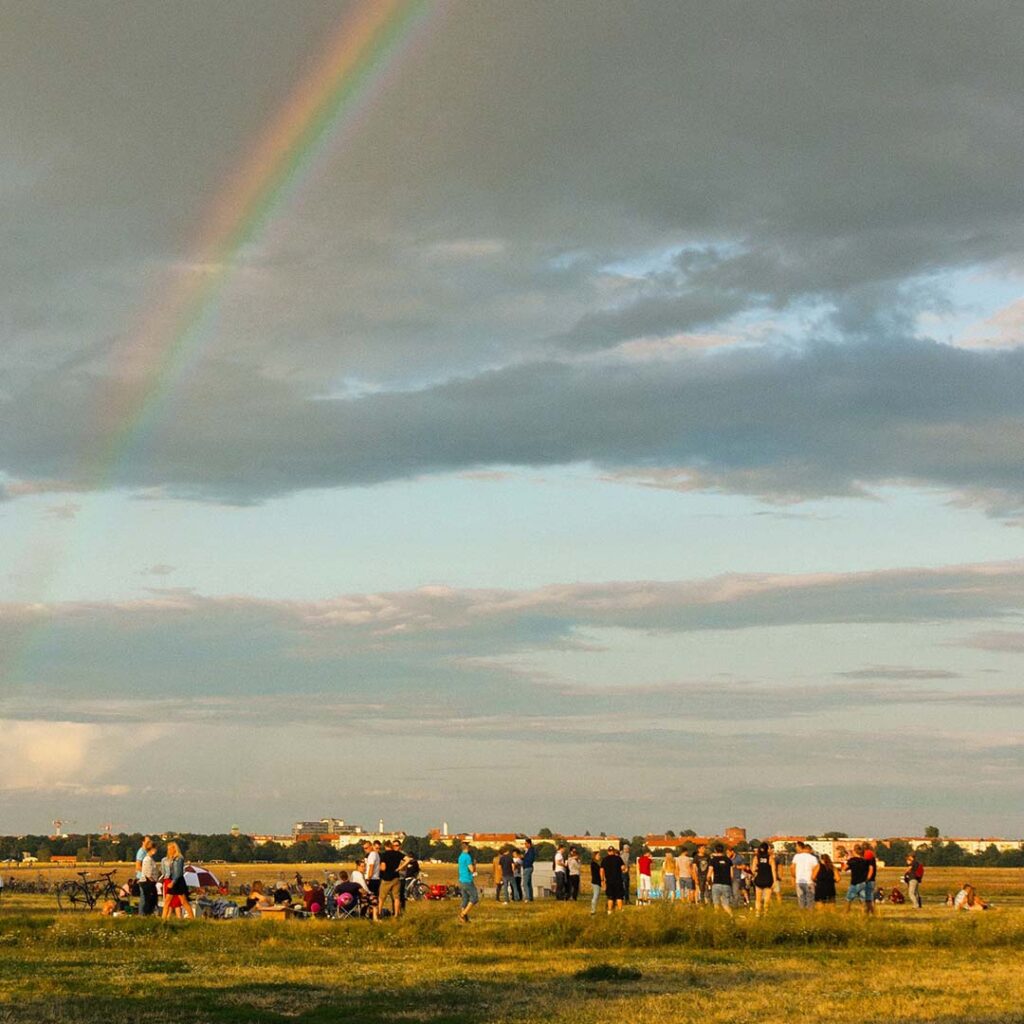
left=133, top=837, right=192, bottom=919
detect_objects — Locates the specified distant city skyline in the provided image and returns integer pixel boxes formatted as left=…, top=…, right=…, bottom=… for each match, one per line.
left=2, top=2, right=1023, bottom=836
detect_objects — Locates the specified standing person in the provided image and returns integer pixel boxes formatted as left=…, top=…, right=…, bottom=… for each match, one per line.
left=862, top=844, right=877, bottom=915
left=553, top=843, right=568, bottom=900
left=161, top=841, right=193, bottom=920
left=662, top=849, right=677, bottom=901
left=512, top=849, right=523, bottom=901
left=589, top=851, right=603, bottom=914
left=567, top=848, right=581, bottom=901
left=620, top=843, right=631, bottom=904
left=363, top=841, right=381, bottom=903
left=693, top=844, right=711, bottom=905
left=457, top=841, right=479, bottom=923
left=728, top=846, right=748, bottom=907
left=138, top=840, right=160, bottom=917
left=499, top=847, right=516, bottom=904
left=491, top=852, right=504, bottom=900
left=752, top=842, right=776, bottom=915
left=378, top=839, right=404, bottom=918
left=601, top=845, right=625, bottom=913
left=903, top=853, right=924, bottom=908
left=677, top=848, right=695, bottom=903
left=398, top=846, right=419, bottom=910
left=636, top=848, right=653, bottom=903
left=521, top=837, right=536, bottom=902
left=707, top=844, right=734, bottom=915
left=813, top=853, right=838, bottom=909
left=844, top=843, right=873, bottom=914
left=134, top=835, right=151, bottom=915
left=790, top=842, right=819, bottom=910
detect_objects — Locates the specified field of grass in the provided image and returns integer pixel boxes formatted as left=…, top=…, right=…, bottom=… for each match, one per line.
left=1, top=867, right=1022, bottom=1023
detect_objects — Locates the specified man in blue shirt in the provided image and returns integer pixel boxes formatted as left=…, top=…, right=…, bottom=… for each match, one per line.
left=521, top=837, right=536, bottom=902
left=134, top=835, right=151, bottom=915
left=457, top=841, right=479, bottom=923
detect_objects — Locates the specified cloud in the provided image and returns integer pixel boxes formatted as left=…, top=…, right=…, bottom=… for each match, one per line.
left=6, top=339, right=1024, bottom=514
left=0, top=718, right=165, bottom=792
left=42, top=501, right=81, bottom=520
left=957, top=631, right=1024, bottom=653
left=836, top=666, right=963, bottom=681
left=139, top=563, right=176, bottom=576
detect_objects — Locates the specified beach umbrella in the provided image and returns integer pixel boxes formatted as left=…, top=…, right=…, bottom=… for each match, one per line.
left=183, top=864, right=220, bottom=888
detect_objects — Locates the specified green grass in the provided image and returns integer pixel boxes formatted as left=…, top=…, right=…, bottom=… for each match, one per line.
left=1, top=868, right=1023, bottom=1023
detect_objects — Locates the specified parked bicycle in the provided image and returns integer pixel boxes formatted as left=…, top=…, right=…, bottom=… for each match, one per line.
left=56, top=870, right=120, bottom=912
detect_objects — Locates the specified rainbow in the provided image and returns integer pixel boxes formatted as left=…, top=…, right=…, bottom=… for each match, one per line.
left=92, top=0, right=434, bottom=483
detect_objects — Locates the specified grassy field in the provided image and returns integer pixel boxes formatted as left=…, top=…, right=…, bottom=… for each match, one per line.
left=1, top=867, right=1022, bottom=1024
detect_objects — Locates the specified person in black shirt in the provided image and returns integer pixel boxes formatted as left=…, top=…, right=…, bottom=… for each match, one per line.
left=844, top=843, right=872, bottom=914
left=589, top=851, right=603, bottom=915
left=693, top=845, right=711, bottom=904
left=379, top=840, right=405, bottom=918
left=707, top=844, right=734, bottom=915
left=601, top=846, right=625, bottom=913
left=498, top=849, right=515, bottom=903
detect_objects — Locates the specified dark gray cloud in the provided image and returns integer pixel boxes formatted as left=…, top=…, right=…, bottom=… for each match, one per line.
left=5, top=560, right=1024, bottom=707
left=5, top=339, right=1024, bottom=511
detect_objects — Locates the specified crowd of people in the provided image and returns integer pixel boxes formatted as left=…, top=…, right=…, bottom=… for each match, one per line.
left=114, top=834, right=995, bottom=922
left=454, top=838, right=961, bottom=918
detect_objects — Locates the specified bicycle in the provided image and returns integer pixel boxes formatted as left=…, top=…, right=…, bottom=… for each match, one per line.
left=56, top=870, right=120, bottom=912
left=402, top=874, right=430, bottom=901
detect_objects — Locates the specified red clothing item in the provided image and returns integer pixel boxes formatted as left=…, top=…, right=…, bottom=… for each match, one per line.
left=638, top=854, right=653, bottom=876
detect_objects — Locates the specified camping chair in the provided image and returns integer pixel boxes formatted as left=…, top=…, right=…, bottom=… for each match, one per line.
left=333, top=890, right=360, bottom=920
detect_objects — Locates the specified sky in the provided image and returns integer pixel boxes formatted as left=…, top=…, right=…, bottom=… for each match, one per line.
left=2, top=0, right=1023, bottom=840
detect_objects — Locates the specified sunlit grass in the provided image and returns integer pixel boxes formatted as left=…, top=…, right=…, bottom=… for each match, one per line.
left=1, top=867, right=1022, bottom=1023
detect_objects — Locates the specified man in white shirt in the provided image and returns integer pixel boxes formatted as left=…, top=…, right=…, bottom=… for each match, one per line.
left=553, top=843, right=567, bottom=900
left=139, top=840, right=160, bottom=916
left=790, top=842, right=819, bottom=910
left=363, top=840, right=381, bottom=901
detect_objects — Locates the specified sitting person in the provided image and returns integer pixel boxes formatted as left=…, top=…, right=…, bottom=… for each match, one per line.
left=888, top=886, right=905, bottom=904
left=953, top=883, right=990, bottom=911
left=301, top=879, right=326, bottom=916
left=273, top=880, right=292, bottom=905
left=244, top=880, right=274, bottom=913
left=334, top=870, right=378, bottom=921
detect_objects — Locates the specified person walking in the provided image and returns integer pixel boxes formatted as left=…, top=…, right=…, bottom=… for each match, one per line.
left=601, top=845, right=625, bottom=913
left=521, top=837, right=536, bottom=902
left=752, top=841, right=776, bottom=915
left=567, top=848, right=581, bottom=901
left=589, top=851, right=603, bottom=914
left=138, top=839, right=159, bottom=917
left=903, top=853, right=924, bottom=908
left=813, top=853, right=839, bottom=909
left=790, top=842, right=818, bottom=910
left=457, top=841, right=479, bottom=923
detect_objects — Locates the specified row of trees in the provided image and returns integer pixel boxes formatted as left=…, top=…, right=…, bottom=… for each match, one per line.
left=3, top=829, right=1021, bottom=869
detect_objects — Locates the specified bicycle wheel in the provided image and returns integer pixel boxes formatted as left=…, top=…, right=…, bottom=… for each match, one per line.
left=56, top=881, right=92, bottom=912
